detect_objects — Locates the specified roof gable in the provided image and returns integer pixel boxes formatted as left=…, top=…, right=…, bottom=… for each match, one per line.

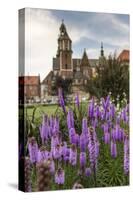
left=80, top=49, right=90, bottom=66
left=118, top=50, right=129, bottom=61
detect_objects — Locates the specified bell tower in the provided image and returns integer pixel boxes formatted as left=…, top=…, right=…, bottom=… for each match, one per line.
left=56, top=20, right=73, bottom=78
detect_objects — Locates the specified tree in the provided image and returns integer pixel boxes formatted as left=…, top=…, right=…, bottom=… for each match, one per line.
left=85, top=54, right=129, bottom=105
left=51, top=76, right=73, bottom=96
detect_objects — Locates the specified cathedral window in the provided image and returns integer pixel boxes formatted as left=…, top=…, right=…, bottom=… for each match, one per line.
left=77, top=66, right=80, bottom=71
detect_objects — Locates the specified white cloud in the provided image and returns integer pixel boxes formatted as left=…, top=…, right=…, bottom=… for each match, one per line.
left=25, top=8, right=59, bottom=80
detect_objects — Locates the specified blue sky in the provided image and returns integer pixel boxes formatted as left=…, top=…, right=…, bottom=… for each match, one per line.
left=24, top=8, right=129, bottom=80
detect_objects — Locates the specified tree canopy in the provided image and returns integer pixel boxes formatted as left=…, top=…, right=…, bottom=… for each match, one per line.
left=85, top=55, right=129, bottom=105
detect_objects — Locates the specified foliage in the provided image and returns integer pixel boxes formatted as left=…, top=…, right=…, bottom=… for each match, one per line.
left=51, top=76, right=73, bottom=96
left=85, top=55, right=129, bottom=106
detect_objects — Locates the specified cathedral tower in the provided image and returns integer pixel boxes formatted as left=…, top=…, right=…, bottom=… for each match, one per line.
left=56, top=20, right=73, bottom=78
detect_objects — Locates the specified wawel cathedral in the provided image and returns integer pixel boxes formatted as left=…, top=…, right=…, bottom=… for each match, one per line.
left=42, top=20, right=106, bottom=96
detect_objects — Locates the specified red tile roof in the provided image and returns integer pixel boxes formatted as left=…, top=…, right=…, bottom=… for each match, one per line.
left=19, top=76, right=40, bottom=85
left=118, top=50, right=129, bottom=61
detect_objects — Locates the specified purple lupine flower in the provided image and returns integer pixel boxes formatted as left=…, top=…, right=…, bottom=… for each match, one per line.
left=102, top=123, right=109, bottom=133
left=125, top=104, right=129, bottom=113
left=125, top=116, right=129, bottom=124
left=80, top=152, right=86, bottom=169
left=28, top=137, right=38, bottom=164
left=88, top=127, right=99, bottom=170
left=47, top=151, right=52, bottom=160
left=100, top=110, right=105, bottom=120
left=69, top=144, right=77, bottom=166
left=121, top=108, right=129, bottom=124
left=105, top=111, right=110, bottom=121
left=95, top=105, right=100, bottom=118
left=111, top=128, right=116, bottom=141
left=119, top=129, right=124, bottom=141
left=82, top=118, right=88, bottom=135
left=59, top=142, right=65, bottom=157
left=124, top=137, right=129, bottom=175
left=37, top=147, right=48, bottom=162
left=64, top=147, right=70, bottom=162
left=102, top=95, right=110, bottom=111
left=75, top=92, right=80, bottom=108
left=52, top=117, right=59, bottom=135
left=109, top=103, right=115, bottom=119
left=103, top=132, right=110, bottom=144
left=49, top=115, right=54, bottom=128
left=53, top=144, right=61, bottom=160
left=67, top=109, right=74, bottom=129
left=49, top=159, right=55, bottom=175
left=91, top=118, right=98, bottom=128
left=69, top=128, right=77, bottom=144
left=75, top=134, right=80, bottom=146
left=115, top=124, right=121, bottom=140
left=55, top=168, right=65, bottom=185
left=88, top=97, right=94, bottom=118
left=85, top=167, right=92, bottom=177
left=39, top=118, right=49, bottom=143
left=80, top=133, right=86, bottom=152
left=42, top=114, right=48, bottom=124
left=60, top=142, right=67, bottom=158
left=24, top=157, right=31, bottom=192
left=48, top=116, right=54, bottom=137
left=112, top=124, right=123, bottom=141
left=116, top=115, right=121, bottom=124
left=110, top=141, right=117, bottom=158
left=51, top=135, right=59, bottom=151
left=58, top=88, right=66, bottom=113
left=88, top=141, right=96, bottom=169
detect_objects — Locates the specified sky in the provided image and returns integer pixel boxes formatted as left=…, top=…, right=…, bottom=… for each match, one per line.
left=22, top=8, right=130, bottom=80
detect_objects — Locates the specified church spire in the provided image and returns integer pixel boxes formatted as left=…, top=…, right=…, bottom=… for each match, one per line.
left=81, top=48, right=90, bottom=66
left=59, top=19, right=67, bottom=36
left=101, top=42, right=104, bottom=57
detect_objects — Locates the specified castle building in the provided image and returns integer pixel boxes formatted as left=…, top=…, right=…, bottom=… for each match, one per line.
left=42, top=20, right=104, bottom=96
left=19, top=75, right=41, bottom=103
left=42, top=20, right=129, bottom=98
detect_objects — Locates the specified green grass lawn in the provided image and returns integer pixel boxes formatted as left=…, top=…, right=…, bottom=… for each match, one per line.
left=25, top=101, right=88, bottom=120
left=26, top=104, right=59, bottom=119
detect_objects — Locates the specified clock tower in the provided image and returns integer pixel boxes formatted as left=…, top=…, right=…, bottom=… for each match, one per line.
left=56, top=20, right=73, bottom=78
